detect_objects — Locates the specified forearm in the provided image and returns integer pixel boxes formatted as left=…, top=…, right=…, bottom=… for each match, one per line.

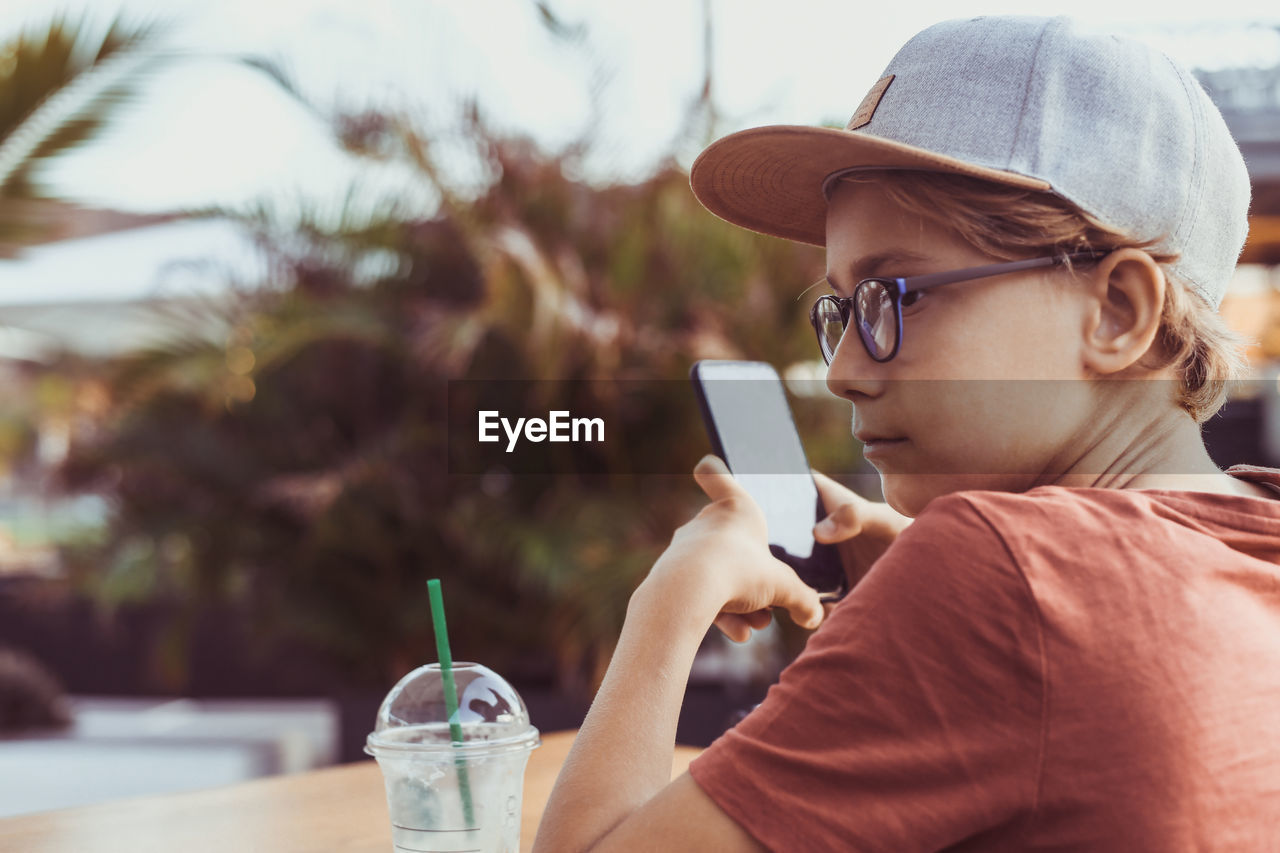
left=532, top=577, right=714, bottom=853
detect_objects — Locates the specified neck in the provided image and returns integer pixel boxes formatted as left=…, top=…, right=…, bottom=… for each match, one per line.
left=1046, top=391, right=1263, bottom=498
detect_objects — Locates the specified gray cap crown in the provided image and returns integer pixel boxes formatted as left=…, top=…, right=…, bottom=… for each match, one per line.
left=864, top=15, right=1250, bottom=308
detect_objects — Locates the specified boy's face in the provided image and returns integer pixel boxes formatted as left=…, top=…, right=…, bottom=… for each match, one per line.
left=823, top=179, right=1100, bottom=515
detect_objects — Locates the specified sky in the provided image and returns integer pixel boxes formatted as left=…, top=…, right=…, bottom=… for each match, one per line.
left=3, top=0, right=1280, bottom=218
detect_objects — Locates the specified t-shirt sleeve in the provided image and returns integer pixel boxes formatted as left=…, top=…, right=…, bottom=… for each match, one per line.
left=688, top=493, right=1046, bottom=851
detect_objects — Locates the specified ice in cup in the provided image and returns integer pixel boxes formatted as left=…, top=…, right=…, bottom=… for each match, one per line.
left=366, top=662, right=540, bottom=853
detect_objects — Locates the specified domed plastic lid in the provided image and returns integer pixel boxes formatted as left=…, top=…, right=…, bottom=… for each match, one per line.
left=365, top=662, right=539, bottom=755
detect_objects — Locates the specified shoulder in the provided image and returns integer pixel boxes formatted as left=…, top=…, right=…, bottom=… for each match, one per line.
left=901, top=484, right=1156, bottom=564
left=687, top=489, right=1048, bottom=851
left=865, top=484, right=1167, bottom=588
left=913, top=483, right=1137, bottom=530
left=845, top=487, right=1123, bottom=648
left=817, top=489, right=1045, bottom=681
left=869, top=489, right=1025, bottom=586
left=914, top=482, right=1280, bottom=559
left=895, top=485, right=1250, bottom=629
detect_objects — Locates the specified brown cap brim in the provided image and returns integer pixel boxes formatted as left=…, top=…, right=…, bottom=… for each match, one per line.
left=689, top=125, right=1051, bottom=247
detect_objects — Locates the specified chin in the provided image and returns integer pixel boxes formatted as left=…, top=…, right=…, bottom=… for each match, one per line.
left=879, top=473, right=948, bottom=517
left=879, top=472, right=1015, bottom=516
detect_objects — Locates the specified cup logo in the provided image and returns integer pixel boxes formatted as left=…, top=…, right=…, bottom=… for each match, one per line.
left=460, top=675, right=520, bottom=722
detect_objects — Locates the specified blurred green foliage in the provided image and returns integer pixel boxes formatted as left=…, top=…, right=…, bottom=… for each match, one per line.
left=53, top=53, right=860, bottom=695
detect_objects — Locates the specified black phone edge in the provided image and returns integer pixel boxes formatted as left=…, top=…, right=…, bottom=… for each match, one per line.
left=689, top=361, right=730, bottom=464
left=688, top=360, right=848, bottom=601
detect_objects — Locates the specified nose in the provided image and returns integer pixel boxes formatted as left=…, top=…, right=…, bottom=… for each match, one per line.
left=825, top=332, right=889, bottom=402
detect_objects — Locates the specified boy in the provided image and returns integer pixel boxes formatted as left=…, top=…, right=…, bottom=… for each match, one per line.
left=535, top=16, right=1280, bottom=851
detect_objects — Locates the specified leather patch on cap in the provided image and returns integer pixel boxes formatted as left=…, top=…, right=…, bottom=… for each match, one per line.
left=845, top=75, right=894, bottom=130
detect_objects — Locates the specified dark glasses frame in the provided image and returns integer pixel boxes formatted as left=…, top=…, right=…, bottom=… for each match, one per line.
left=809, top=251, right=1107, bottom=364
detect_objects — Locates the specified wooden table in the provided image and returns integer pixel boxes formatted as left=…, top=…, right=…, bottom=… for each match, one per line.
left=0, top=731, right=701, bottom=852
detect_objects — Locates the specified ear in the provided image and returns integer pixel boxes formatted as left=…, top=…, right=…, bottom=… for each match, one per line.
left=1079, top=248, right=1165, bottom=376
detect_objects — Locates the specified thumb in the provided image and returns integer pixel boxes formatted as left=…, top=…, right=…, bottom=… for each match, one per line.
left=814, top=501, right=862, bottom=543
left=775, top=565, right=824, bottom=630
left=693, top=454, right=742, bottom=502
left=812, top=469, right=858, bottom=506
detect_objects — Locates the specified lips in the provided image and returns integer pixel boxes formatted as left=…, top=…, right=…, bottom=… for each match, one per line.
left=855, top=430, right=908, bottom=462
left=854, top=431, right=905, bottom=444
left=861, top=439, right=906, bottom=462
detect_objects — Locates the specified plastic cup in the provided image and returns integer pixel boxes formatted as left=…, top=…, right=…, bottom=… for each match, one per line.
left=366, top=662, right=540, bottom=853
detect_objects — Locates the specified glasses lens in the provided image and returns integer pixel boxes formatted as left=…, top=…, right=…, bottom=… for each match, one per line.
left=855, top=280, right=896, bottom=360
left=812, top=297, right=847, bottom=364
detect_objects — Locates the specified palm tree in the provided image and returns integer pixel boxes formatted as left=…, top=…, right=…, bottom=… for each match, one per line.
left=0, top=14, right=159, bottom=248
left=52, top=5, right=857, bottom=697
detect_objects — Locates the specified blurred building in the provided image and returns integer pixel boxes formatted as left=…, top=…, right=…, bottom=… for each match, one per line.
left=0, top=201, right=267, bottom=576
left=0, top=200, right=265, bottom=360
left=1195, top=58, right=1280, bottom=467
left=1199, top=60, right=1280, bottom=268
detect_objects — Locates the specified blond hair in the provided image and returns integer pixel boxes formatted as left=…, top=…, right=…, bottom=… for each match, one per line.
left=838, top=169, right=1251, bottom=423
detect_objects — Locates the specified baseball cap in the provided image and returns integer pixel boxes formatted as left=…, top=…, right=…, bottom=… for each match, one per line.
left=689, top=15, right=1251, bottom=309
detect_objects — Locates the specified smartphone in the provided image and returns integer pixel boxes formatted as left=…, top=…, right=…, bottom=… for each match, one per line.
left=690, top=360, right=847, bottom=600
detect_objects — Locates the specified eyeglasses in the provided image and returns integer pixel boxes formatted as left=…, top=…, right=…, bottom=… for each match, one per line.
left=809, top=251, right=1105, bottom=364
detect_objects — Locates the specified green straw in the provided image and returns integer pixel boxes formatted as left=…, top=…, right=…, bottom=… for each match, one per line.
left=427, top=578, right=474, bottom=828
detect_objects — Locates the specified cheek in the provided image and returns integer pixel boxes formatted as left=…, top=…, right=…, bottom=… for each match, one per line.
left=908, top=380, right=1091, bottom=470
left=1000, top=317, right=1083, bottom=378
left=921, top=288, right=1084, bottom=380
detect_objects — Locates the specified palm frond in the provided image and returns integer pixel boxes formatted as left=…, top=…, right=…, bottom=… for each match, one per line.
left=532, top=1, right=586, bottom=42
left=0, top=14, right=161, bottom=201
left=235, top=56, right=312, bottom=116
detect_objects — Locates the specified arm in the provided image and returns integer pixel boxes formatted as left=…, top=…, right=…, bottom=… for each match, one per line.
left=537, top=480, right=1044, bottom=851
left=532, top=456, right=824, bottom=853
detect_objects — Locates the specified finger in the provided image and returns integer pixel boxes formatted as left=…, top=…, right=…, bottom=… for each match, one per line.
left=814, top=501, right=863, bottom=543
left=714, top=612, right=753, bottom=643
left=743, top=609, right=773, bottom=630
left=693, top=454, right=744, bottom=503
left=812, top=469, right=859, bottom=507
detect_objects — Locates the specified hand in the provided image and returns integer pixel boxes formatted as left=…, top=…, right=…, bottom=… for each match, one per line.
left=812, top=470, right=912, bottom=591
left=639, top=455, right=825, bottom=643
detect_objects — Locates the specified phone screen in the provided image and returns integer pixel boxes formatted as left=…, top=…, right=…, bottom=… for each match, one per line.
left=691, top=360, right=846, bottom=598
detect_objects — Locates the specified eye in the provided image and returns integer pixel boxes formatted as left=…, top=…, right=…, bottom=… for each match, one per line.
left=900, top=289, right=927, bottom=309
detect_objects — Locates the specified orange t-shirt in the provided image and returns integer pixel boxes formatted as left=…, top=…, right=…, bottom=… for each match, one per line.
left=689, top=465, right=1280, bottom=851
